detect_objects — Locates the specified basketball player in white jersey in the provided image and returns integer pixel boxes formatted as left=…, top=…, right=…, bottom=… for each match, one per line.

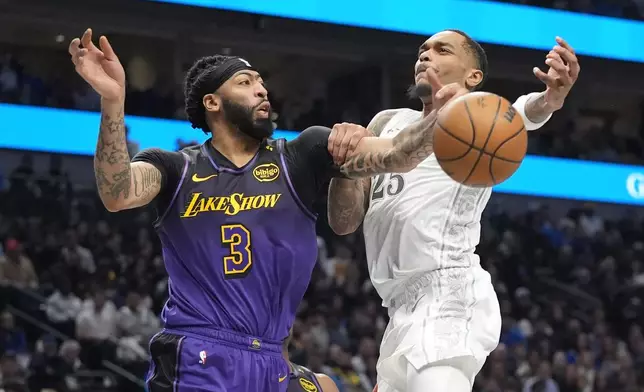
left=326, top=29, right=580, bottom=392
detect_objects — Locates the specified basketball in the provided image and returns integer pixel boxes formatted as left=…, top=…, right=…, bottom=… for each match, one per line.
left=433, top=91, right=527, bottom=187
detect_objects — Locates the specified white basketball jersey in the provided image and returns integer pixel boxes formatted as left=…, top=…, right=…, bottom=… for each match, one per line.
left=363, top=109, right=492, bottom=306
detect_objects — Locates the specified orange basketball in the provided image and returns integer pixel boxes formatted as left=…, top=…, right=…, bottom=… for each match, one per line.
left=433, top=92, right=527, bottom=187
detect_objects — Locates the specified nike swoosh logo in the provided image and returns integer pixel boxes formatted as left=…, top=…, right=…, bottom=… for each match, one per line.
left=192, top=173, right=217, bottom=182
left=278, top=375, right=288, bottom=383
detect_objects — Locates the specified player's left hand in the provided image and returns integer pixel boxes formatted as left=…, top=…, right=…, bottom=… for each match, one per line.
left=533, top=36, right=580, bottom=111
left=328, top=122, right=372, bottom=165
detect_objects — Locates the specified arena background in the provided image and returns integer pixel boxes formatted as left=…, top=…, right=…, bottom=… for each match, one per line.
left=1, top=0, right=644, bottom=391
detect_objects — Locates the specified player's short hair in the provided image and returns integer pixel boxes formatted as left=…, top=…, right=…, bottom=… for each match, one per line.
left=184, top=55, right=235, bottom=134
left=444, top=29, right=488, bottom=91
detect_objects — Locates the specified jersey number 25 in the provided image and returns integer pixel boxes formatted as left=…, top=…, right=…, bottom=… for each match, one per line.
left=372, top=173, right=405, bottom=201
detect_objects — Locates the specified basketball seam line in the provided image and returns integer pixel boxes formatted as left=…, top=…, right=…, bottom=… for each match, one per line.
left=463, top=97, right=501, bottom=184
left=487, top=124, right=526, bottom=183
left=435, top=123, right=523, bottom=164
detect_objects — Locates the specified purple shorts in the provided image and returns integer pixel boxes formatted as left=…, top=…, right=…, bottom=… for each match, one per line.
left=147, top=328, right=289, bottom=392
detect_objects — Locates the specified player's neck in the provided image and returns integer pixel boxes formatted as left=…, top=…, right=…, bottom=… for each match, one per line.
left=210, top=125, right=261, bottom=168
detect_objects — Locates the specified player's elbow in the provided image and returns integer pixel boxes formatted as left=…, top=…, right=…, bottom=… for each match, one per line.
left=99, top=197, right=126, bottom=213
left=329, top=220, right=359, bottom=236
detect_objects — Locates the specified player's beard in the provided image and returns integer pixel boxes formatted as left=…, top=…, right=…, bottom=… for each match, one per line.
left=221, top=98, right=274, bottom=141
left=406, top=82, right=432, bottom=100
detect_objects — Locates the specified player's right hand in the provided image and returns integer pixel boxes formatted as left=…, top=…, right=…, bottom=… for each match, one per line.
left=425, top=67, right=469, bottom=110
left=69, top=28, right=126, bottom=103
left=328, top=122, right=372, bottom=166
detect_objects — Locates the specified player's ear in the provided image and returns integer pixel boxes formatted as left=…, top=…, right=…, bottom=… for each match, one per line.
left=465, top=69, right=483, bottom=90
left=203, top=93, right=221, bottom=113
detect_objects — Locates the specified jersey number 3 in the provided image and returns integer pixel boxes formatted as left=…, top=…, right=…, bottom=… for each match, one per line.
left=221, top=224, right=252, bottom=279
left=372, top=173, right=405, bottom=201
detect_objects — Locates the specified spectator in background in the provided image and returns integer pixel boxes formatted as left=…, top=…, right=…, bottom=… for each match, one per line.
left=115, top=290, right=159, bottom=363
left=0, top=353, right=27, bottom=392
left=0, top=239, right=38, bottom=289
left=28, top=334, right=66, bottom=392
left=0, top=54, right=19, bottom=102
left=8, top=154, right=34, bottom=195
left=523, top=361, right=560, bottom=392
left=75, top=288, right=117, bottom=368
left=38, top=154, right=71, bottom=203
left=60, top=229, right=96, bottom=276
left=45, top=278, right=82, bottom=337
left=116, top=291, right=159, bottom=340
left=0, top=312, right=27, bottom=357
left=59, top=339, right=84, bottom=391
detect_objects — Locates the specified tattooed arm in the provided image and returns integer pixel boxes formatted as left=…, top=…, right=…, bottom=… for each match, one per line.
left=513, top=92, right=556, bottom=131
left=327, top=109, right=399, bottom=235
left=94, top=100, right=162, bottom=212
left=339, top=109, right=438, bottom=178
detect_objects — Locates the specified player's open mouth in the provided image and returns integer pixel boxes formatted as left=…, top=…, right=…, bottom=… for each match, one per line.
left=256, top=102, right=271, bottom=117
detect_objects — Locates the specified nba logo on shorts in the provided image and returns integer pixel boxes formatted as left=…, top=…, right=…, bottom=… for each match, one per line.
left=249, top=338, right=261, bottom=350
left=199, top=350, right=207, bottom=364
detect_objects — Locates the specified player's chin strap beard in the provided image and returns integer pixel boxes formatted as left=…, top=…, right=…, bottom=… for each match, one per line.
left=406, top=83, right=433, bottom=100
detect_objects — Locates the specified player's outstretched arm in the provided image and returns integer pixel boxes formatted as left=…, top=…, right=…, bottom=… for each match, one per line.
left=338, top=69, right=469, bottom=178
left=522, top=36, right=579, bottom=127
left=95, top=102, right=162, bottom=211
left=339, top=110, right=439, bottom=178
left=69, top=29, right=162, bottom=212
left=327, top=110, right=398, bottom=235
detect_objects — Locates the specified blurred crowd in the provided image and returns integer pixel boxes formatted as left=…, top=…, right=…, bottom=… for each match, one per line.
left=1, top=149, right=644, bottom=392
left=498, top=0, right=644, bottom=20
left=3, top=38, right=644, bottom=166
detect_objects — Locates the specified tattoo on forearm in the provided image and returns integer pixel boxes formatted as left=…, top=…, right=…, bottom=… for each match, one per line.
left=93, top=108, right=131, bottom=203
left=328, top=178, right=369, bottom=234
left=340, top=112, right=437, bottom=177
left=524, top=92, right=552, bottom=123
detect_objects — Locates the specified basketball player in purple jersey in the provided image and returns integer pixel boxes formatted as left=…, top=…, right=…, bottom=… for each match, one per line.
left=69, top=29, right=448, bottom=392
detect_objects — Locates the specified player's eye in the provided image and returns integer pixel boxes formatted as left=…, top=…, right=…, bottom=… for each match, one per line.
left=439, top=47, right=451, bottom=54
left=239, top=79, right=251, bottom=86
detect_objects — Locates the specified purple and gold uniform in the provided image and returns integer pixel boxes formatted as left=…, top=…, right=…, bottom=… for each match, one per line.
left=133, top=128, right=339, bottom=392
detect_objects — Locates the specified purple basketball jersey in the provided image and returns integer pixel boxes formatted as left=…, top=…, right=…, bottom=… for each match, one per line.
left=156, top=140, right=318, bottom=341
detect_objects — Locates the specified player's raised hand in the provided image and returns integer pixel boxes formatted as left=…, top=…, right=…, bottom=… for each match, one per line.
left=533, top=36, right=579, bottom=110
left=69, top=28, right=126, bottom=102
left=328, top=122, right=372, bottom=165
left=424, top=67, right=469, bottom=110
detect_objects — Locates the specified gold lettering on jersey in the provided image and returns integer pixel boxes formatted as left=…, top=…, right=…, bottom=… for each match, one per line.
left=181, top=192, right=282, bottom=217
left=253, top=163, right=280, bottom=182
left=299, top=378, right=318, bottom=392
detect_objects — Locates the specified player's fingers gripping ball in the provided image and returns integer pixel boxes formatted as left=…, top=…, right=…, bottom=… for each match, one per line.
left=433, top=92, right=527, bottom=187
